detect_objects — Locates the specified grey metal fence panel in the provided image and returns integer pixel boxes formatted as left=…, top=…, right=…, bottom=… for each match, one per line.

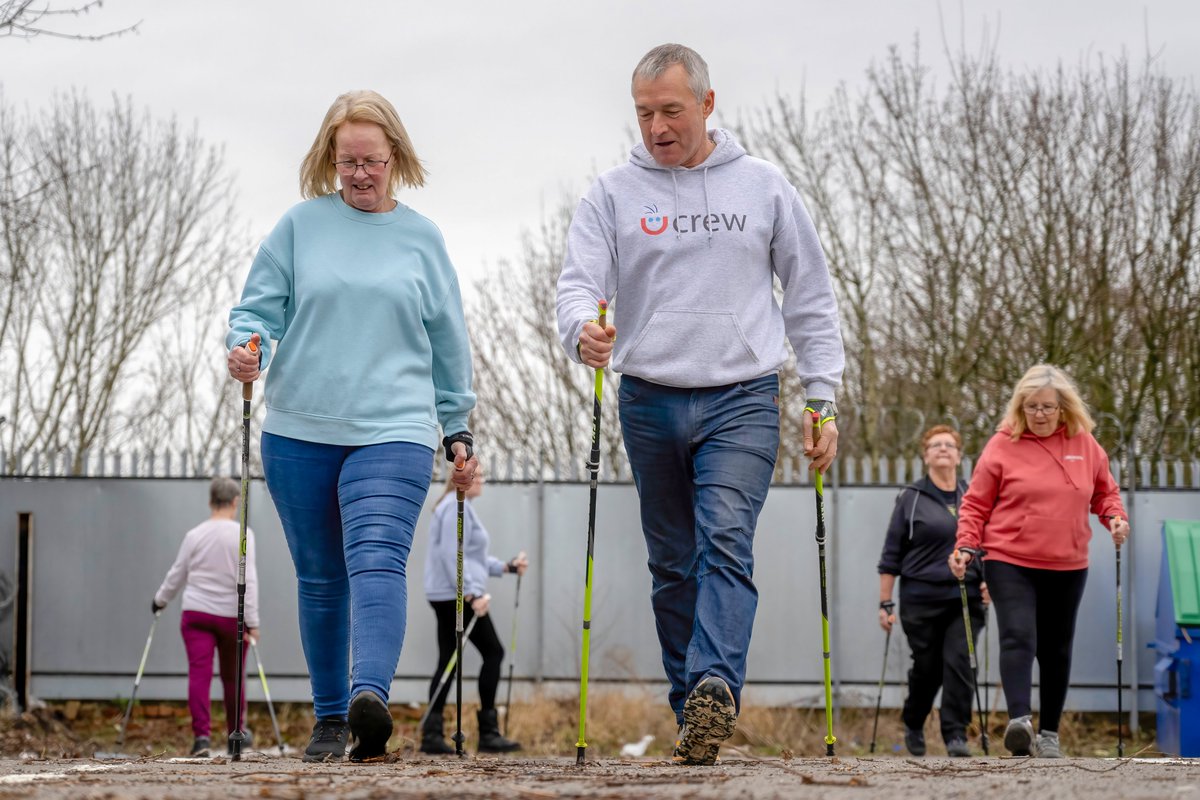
left=0, top=476, right=1192, bottom=714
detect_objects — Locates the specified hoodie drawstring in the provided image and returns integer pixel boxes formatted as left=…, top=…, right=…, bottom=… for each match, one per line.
left=670, top=171, right=681, bottom=241
left=703, top=167, right=712, bottom=244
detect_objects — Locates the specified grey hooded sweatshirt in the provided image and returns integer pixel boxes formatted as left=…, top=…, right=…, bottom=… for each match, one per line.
left=556, top=128, right=844, bottom=397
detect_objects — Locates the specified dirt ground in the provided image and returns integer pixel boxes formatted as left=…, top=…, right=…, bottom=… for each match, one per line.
left=0, top=699, right=1193, bottom=799
left=2, top=752, right=1198, bottom=800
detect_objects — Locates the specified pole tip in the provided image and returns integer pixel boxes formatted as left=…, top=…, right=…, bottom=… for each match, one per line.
left=576, top=746, right=587, bottom=765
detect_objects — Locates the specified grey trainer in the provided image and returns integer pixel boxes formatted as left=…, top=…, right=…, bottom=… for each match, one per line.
left=672, top=676, right=737, bottom=766
left=1004, top=715, right=1035, bottom=756
left=945, top=737, right=971, bottom=757
left=1036, top=730, right=1062, bottom=758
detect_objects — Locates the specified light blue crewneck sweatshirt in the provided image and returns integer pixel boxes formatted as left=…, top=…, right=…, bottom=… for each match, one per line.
left=227, top=193, right=475, bottom=449
left=556, top=128, right=844, bottom=398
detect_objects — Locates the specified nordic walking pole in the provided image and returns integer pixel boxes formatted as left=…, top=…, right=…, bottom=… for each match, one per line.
left=870, top=604, right=893, bottom=754
left=955, top=546, right=989, bottom=755
left=576, top=299, right=607, bottom=766
left=418, top=616, right=480, bottom=731
left=116, top=610, right=161, bottom=746
left=249, top=638, right=284, bottom=755
left=1110, top=516, right=1124, bottom=757
left=453, top=451, right=470, bottom=758
left=503, top=568, right=523, bottom=738
left=229, top=336, right=258, bottom=762
left=811, top=409, right=836, bottom=756
left=983, top=600, right=991, bottom=739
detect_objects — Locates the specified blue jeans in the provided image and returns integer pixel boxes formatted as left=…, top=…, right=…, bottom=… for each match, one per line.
left=261, top=433, right=433, bottom=719
left=618, top=374, right=779, bottom=722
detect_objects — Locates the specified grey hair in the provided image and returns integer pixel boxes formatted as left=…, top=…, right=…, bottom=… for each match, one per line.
left=209, top=476, right=241, bottom=508
left=632, top=43, right=711, bottom=104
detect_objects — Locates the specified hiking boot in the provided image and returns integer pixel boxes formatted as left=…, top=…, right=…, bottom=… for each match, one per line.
left=945, top=737, right=970, bottom=757
left=477, top=708, right=521, bottom=753
left=304, top=717, right=349, bottom=763
left=420, top=709, right=455, bottom=755
left=672, top=675, right=737, bottom=766
left=1036, top=730, right=1062, bottom=758
left=348, top=691, right=394, bottom=761
left=1004, top=715, right=1034, bottom=756
left=189, top=736, right=211, bottom=757
left=904, top=726, right=926, bottom=756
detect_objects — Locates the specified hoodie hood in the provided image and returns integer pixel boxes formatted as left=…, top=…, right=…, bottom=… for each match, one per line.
left=629, top=128, right=746, bottom=171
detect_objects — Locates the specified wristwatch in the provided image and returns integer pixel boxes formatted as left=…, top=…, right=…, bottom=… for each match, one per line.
left=804, top=399, right=838, bottom=425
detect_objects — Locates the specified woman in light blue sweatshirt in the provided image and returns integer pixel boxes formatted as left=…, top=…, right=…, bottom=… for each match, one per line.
left=226, top=90, right=478, bottom=764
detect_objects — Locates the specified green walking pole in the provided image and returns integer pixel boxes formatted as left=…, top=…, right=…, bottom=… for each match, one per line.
left=116, top=610, right=161, bottom=746
left=249, top=638, right=285, bottom=756
left=576, top=299, right=607, bottom=766
left=809, top=408, right=837, bottom=756
left=955, top=546, right=989, bottom=754
left=418, top=616, right=479, bottom=731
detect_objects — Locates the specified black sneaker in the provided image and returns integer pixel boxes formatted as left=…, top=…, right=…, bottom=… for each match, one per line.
left=189, top=736, right=211, bottom=757
left=672, top=676, right=737, bottom=766
left=304, top=717, right=349, bottom=763
left=348, top=691, right=393, bottom=762
left=904, top=726, right=926, bottom=756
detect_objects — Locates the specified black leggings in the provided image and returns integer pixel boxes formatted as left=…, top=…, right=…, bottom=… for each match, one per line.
left=899, top=595, right=985, bottom=741
left=985, top=560, right=1088, bottom=732
left=428, top=600, right=505, bottom=713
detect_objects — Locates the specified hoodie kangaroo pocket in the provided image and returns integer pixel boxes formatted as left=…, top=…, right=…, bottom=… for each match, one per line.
left=1014, top=515, right=1085, bottom=562
left=620, top=310, right=759, bottom=379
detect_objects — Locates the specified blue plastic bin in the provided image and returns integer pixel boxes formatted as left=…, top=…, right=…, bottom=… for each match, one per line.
left=1153, top=519, right=1200, bottom=756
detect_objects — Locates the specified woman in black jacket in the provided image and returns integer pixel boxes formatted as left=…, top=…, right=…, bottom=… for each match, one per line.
left=878, top=425, right=986, bottom=757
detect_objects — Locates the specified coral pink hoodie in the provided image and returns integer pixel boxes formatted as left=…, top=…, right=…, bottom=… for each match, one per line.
left=955, top=425, right=1126, bottom=570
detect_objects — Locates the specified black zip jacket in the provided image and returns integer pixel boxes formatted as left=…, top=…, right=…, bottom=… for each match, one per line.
left=877, top=475, right=983, bottom=603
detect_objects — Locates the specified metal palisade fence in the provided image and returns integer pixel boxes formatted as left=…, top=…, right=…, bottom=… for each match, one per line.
left=2, top=407, right=1197, bottom=488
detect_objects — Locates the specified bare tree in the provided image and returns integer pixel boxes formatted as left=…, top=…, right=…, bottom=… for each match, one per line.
left=745, top=42, right=1200, bottom=459
left=467, top=198, right=625, bottom=479
left=0, top=0, right=138, bottom=41
left=0, top=91, right=245, bottom=472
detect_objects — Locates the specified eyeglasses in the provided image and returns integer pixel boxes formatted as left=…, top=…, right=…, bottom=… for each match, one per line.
left=1023, top=403, right=1060, bottom=416
left=925, top=441, right=959, bottom=451
left=333, top=157, right=390, bottom=176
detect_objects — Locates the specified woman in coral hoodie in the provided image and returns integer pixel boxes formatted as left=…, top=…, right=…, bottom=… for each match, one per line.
left=949, top=364, right=1129, bottom=758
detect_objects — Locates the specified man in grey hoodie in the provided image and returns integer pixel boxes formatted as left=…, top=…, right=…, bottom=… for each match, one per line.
left=556, top=43, right=845, bottom=765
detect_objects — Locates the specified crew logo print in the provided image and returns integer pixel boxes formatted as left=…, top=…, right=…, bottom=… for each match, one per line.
left=639, top=204, right=669, bottom=235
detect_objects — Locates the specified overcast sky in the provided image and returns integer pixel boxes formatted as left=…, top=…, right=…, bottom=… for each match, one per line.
left=2, top=1, right=1197, bottom=300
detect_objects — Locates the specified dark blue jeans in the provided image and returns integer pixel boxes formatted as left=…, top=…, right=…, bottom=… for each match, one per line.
left=618, top=374, right=779, bottom=722
left=261, top=433, right=433, bottom=719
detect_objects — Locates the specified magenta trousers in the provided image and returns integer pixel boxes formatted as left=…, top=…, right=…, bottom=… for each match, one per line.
left=180, top=610, right=248, bottom=738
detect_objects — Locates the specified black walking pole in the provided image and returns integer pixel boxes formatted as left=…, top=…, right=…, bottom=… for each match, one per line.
left=1116, top=536, right=1125, bottom=757
left=453, top=453, right=469, bottom=758
left=576, top=299, right=607, bottom=766
left=503, top=568, right=522, bottom=738
left=229, top=338, right=258, bottom=761
left=870, top=604, right=894, bottom=754
left=956, top=546, right=988, bottom=755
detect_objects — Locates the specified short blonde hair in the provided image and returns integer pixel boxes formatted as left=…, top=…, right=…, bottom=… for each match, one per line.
left=299, top=90, right=427, bottom=199
left=1001, top=364, right=1095, bottom=440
